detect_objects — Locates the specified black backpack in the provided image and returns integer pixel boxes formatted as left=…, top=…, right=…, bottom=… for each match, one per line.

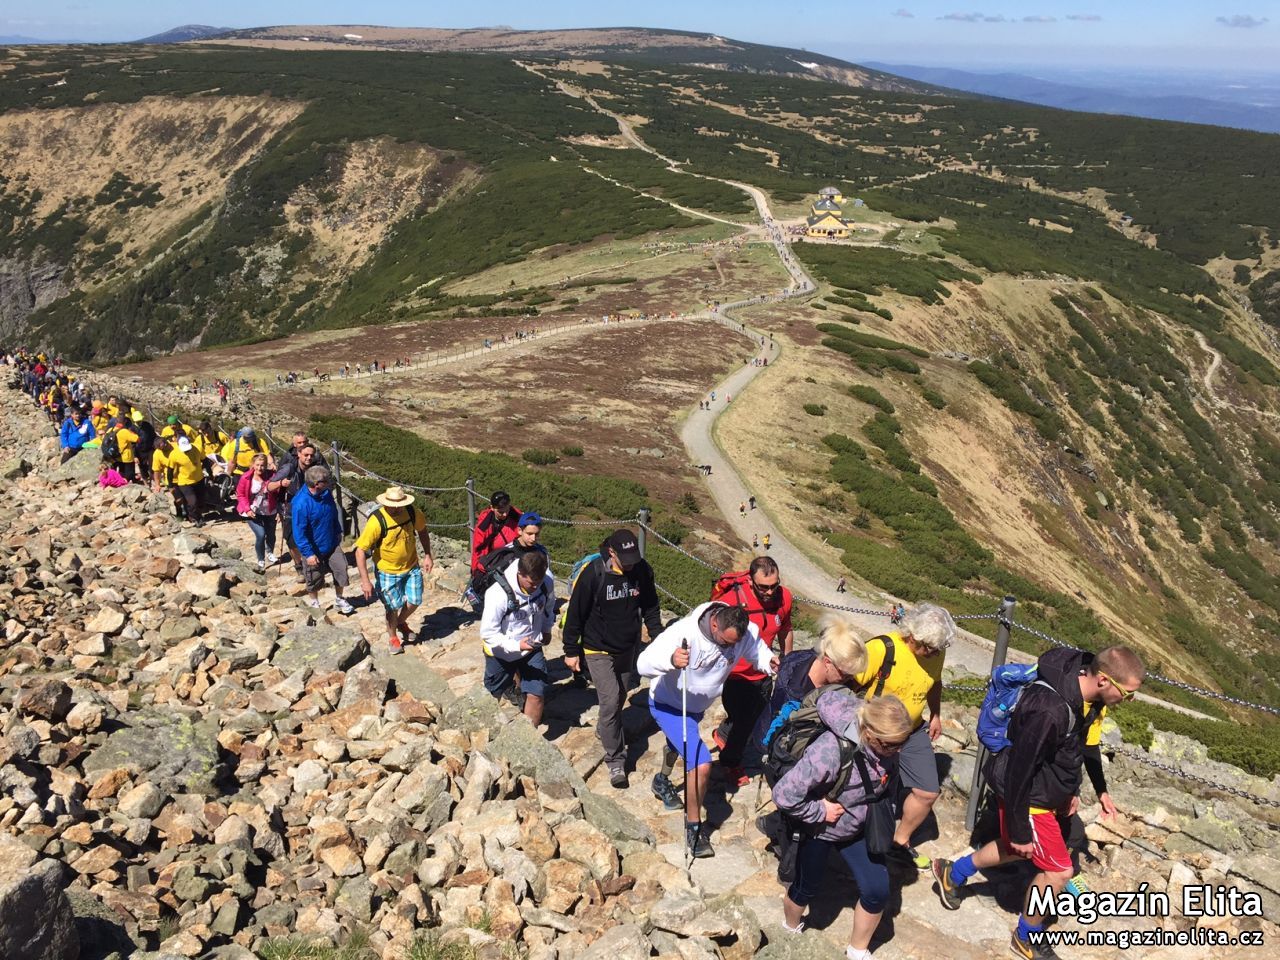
left=100, top=430, right=121, bottom=462
left=471, top=542, right=546, bottom=596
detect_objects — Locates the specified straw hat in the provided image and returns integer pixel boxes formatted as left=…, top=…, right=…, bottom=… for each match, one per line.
left=377, top=486, right=415, bottom=508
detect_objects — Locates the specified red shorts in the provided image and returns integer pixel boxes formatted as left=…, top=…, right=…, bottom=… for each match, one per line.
left=996, top=798, right=1072, bottom=873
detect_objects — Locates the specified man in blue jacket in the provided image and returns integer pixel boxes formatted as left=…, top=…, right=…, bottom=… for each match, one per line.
left=59, top=406, right=95, bottom=463
left=291, top=465, right=354, bottom=615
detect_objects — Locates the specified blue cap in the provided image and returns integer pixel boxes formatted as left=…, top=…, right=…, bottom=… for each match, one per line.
left=518, top=512, right=543, bottom=528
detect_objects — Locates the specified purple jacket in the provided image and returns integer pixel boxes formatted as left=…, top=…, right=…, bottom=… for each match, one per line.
left=771, top=689, right=895, bottom=843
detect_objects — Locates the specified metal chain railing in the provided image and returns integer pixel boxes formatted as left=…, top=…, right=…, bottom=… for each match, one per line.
left=1011, top=620, right=1280, bottom=717
left=539, top=516, right=636, bottom=528
left=334, top=449, right=471, bottom=494
left=654, top=581, right=693, bottom=612
left=638, top=522, right=719, bottom=571
left=1114, top=747, right=1280, bottom=809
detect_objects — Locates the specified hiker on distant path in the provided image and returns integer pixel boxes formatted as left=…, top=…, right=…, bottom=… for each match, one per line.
left=237, top=453, right=280, bottom=572
left=709, top=557, right=794, bottom=789
left=562, top=529, right=664, bottom=790
left=933, top=645, right=1145, bottom=960
left=469, top=491, right=521, bottom=598
left=768, top=618, right=868, bottom=720
left=763, top=533, right=771, bottom=551
left=153, top=434, right=208, bottom=528
left=851, top=603, right=955, bottom=870
left=269, top=442, right=317, bottom=582
left=749, top=496, right=756, bottom=510
left=59, top=406, right=94, bottom=463
left=739, top=501, right=747, bottom=517
left=356, top=486, right=434, bottom=655
left=773, top=692, right=912, bottom=960
left=481, top=550, right=555, bottom=725
left=638, top=602, right=776, bottom=858
left=292, top=465, right=355, bottom=615
left=836, top=576, right=847, bottom=594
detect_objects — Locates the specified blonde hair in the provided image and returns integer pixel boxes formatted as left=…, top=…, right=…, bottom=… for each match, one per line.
left=859, top=695, right=913, bottom=746
left=250, top=453, right=268, bottom=471
left=901, top=602, right=957, bottom=652
left=817, top=617, right=868, bottom=677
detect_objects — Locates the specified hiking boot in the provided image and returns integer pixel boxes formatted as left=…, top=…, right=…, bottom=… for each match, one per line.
left=334, top=597, right=355, bottom=616
left=1010, top=931, right=1059, bottom=960
left=931, top=858, right=963, bottom=911
left=388, top=638, right=404, bottom=656
left=890, top=842, right=931, bottom=870
left=685, top=822, right=714, bottom=859
left=651, top=772, right=682, bottom=811
left=721, top=764, right=749, bottom=790
left=608, top=764, right=629, bottom=789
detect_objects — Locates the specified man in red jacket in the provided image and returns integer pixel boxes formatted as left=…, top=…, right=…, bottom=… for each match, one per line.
left=710, top=556, right=794, bottom=787
left=468, top=491, right=520, bottom=604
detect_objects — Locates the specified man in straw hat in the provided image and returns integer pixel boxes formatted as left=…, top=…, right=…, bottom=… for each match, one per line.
left=355, top=485, right=434, bottom=655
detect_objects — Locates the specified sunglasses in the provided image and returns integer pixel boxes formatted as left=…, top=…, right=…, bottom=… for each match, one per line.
left=752, top=580, right=781, bottom=594
left=1099, top=670, right=1137, bottom=701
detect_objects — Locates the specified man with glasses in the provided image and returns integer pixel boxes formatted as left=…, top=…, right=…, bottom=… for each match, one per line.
left=933, top=644, right=1145, bottom=960
left=850, top=602, right=956, bottom=870
left=708, top=557, right=794, bottom=789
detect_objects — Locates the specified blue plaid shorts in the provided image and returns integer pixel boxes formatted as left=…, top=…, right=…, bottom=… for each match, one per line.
left=376, top=567, right=423, bottom=611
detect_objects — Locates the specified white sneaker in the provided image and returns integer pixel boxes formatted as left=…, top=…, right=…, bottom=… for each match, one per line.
left=305, top=598, right=321, bottom=609
left=334, top=597, right=355, bottom=616
left=256, top=560, right=266, bottom=571
left=846, top=948, right=873, bottom=960
left=782, top=921, right=805, bottom=934
left=266, top=552, right=278, bottom=566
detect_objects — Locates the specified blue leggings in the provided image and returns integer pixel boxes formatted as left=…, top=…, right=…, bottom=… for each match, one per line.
left=246, top=514, right=277, bottom=562
left=649, top=698, right=712, bottom=772
left=788, top=834, right=889, bottom=913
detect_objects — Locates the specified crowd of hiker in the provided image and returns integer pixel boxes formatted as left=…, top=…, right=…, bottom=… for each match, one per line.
left=10, top=348, right=1145, bottom=960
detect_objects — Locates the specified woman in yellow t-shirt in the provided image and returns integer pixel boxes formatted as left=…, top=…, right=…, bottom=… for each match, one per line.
left=852, top=602, right=957, bottom=869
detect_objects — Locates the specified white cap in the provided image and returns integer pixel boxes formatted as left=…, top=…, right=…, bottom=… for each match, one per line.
left=177, top=436, right=193, bottom=451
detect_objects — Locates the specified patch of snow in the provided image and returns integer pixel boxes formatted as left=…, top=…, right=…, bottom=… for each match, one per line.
left=790, top=59, right=820, bottom=70
left=343, top=33, right=363, bottom=40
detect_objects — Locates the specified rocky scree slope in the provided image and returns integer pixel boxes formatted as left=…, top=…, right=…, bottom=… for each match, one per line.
left=0, top=382, right=1278, bottom=960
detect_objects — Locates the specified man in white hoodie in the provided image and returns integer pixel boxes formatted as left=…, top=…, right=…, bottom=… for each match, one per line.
left=638, top=601, right=778, bottom=858
left=481, top=551, right=556, bottom=725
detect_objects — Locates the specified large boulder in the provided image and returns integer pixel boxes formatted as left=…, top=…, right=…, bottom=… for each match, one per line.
left=271, top=624, right=369, bottom=676
left=18, top=679, right=73, bottom=722
left=84, top=709, right=222, bottom=795
left=0, top=833, right=79, bottom=960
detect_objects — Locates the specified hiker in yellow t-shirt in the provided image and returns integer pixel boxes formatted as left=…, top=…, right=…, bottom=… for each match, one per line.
left=113, top=423, right=141, bottom=482
left=151, top=435, right=209, bottom=526
left=851, top=602, right=956, bottom=870
left=354, top=486, right=434, bottom=655
left=219, top=427, right=275, bottom=476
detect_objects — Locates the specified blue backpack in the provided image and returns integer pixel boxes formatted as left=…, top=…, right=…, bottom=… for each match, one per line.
left=976, top=664, right=1074, bottom=753
left=556, top=552, right=603, bottom=629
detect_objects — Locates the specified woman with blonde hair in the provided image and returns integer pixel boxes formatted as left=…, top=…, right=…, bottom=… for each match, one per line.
left=236, top=453, right=280, bottom=571
left=767, top=617, right=869, bottom=723
left=773, top=691, right=912, bottom=960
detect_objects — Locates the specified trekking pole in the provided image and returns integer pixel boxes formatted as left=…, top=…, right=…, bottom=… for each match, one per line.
left=680, top=637, right=692, bottom=869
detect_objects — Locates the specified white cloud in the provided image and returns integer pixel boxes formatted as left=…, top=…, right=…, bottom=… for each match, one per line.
left=1216, top=14, right=1269, bottom=28
left=1066, top=13, right=1103, bottom=21
left=1023, top=15, right=1057, bottom=22
left=893, top=7, right=914, bottom=17
left=939, top=12, right=1007, bottom=22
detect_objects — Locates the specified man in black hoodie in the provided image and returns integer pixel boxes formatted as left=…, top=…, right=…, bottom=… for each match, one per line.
left=932, top=644, right=1144, bottom=960
left=563, top=528, right=664, bottom=789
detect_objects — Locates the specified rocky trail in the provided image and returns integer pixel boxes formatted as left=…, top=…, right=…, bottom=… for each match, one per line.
left=1, top=384, right=1278, bottom=960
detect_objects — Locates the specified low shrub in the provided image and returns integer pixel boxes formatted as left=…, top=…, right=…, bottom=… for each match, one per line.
left=522, top=449, right=560, bottom=465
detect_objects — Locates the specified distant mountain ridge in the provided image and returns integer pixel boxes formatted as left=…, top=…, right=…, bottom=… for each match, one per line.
left=138, top=25, right=230, bottom=44
left=199, top=24, right=934, bottom=94
left=865, top=61, right=1280, bottom=135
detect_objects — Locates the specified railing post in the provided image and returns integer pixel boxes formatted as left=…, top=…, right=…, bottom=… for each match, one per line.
left=465, top=478, right=477, bottom=535
left=331, top=440, right=346, bottom=534
left=637, top=507, right=651, bottom=557
left=965, top=595, right=1016, bottom=833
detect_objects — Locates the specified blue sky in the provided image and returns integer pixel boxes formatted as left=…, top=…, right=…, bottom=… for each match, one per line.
left=3, top=2, right=1277, bottom=71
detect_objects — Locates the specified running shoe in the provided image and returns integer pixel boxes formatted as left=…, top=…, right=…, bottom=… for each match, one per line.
left=685, top=822, right=714, bottom=859
left=1010, top=931, right=1059, bottom=960
left=890, top=842, right=931, bottom=870
left=388, top=637, right=404, bottom=656
left=931, top=858, right=963, bottom=911
left=608, top=764, right=629, bottom=789
left=334, top=597, right=355, bottom=616
left=1064, top=875, right=1089, bottom=898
